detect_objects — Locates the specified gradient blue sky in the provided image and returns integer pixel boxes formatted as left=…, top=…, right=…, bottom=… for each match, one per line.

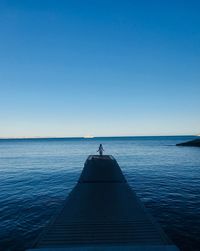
left=0, top=0, right=199, bottom=138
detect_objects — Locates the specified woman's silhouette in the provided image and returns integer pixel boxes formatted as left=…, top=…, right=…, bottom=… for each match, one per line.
left=97, top=144, right=104, bottom=156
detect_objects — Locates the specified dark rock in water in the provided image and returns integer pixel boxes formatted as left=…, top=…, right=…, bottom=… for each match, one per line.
left=176, top=138, right=200, bottom=147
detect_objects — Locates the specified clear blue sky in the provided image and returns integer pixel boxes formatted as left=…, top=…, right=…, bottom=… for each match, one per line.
left=0, top=0, right=199, bottom=138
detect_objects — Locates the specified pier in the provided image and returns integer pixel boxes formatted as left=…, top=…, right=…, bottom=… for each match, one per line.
left=29, top=155, right=179, bottom=250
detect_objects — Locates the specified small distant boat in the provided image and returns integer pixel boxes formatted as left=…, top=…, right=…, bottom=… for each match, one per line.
left=83, top=135, right=94, bottom=139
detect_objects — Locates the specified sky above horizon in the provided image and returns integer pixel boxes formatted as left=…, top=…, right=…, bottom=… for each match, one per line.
left=0, top=0, right=200, bottom=138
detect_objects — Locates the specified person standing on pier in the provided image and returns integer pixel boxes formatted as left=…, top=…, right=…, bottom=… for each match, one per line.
left=97, top=144, right=104, bottom=156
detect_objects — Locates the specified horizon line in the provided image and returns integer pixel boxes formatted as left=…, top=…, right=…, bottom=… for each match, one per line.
left=0, top=134, right=197, bottom=140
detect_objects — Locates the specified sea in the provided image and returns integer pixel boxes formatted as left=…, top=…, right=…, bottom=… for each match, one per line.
left=0, top=136, right=200, bottom=251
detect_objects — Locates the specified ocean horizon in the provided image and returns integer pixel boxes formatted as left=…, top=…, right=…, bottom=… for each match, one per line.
left=0, top=134, right=197, bottom=140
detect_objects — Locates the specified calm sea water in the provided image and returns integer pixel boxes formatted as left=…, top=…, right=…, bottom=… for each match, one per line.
left=0, top=136, right=200, bottom=251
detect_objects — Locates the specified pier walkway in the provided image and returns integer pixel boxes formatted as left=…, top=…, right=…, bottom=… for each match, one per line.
left=29, top=155, right=179, bottom=251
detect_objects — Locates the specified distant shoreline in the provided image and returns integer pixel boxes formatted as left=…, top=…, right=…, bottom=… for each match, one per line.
left=0, top=135, right=196, bottom=140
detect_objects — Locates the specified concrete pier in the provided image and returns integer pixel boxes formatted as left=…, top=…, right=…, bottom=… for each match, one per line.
left=29, top=155, right=179, bottom=251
